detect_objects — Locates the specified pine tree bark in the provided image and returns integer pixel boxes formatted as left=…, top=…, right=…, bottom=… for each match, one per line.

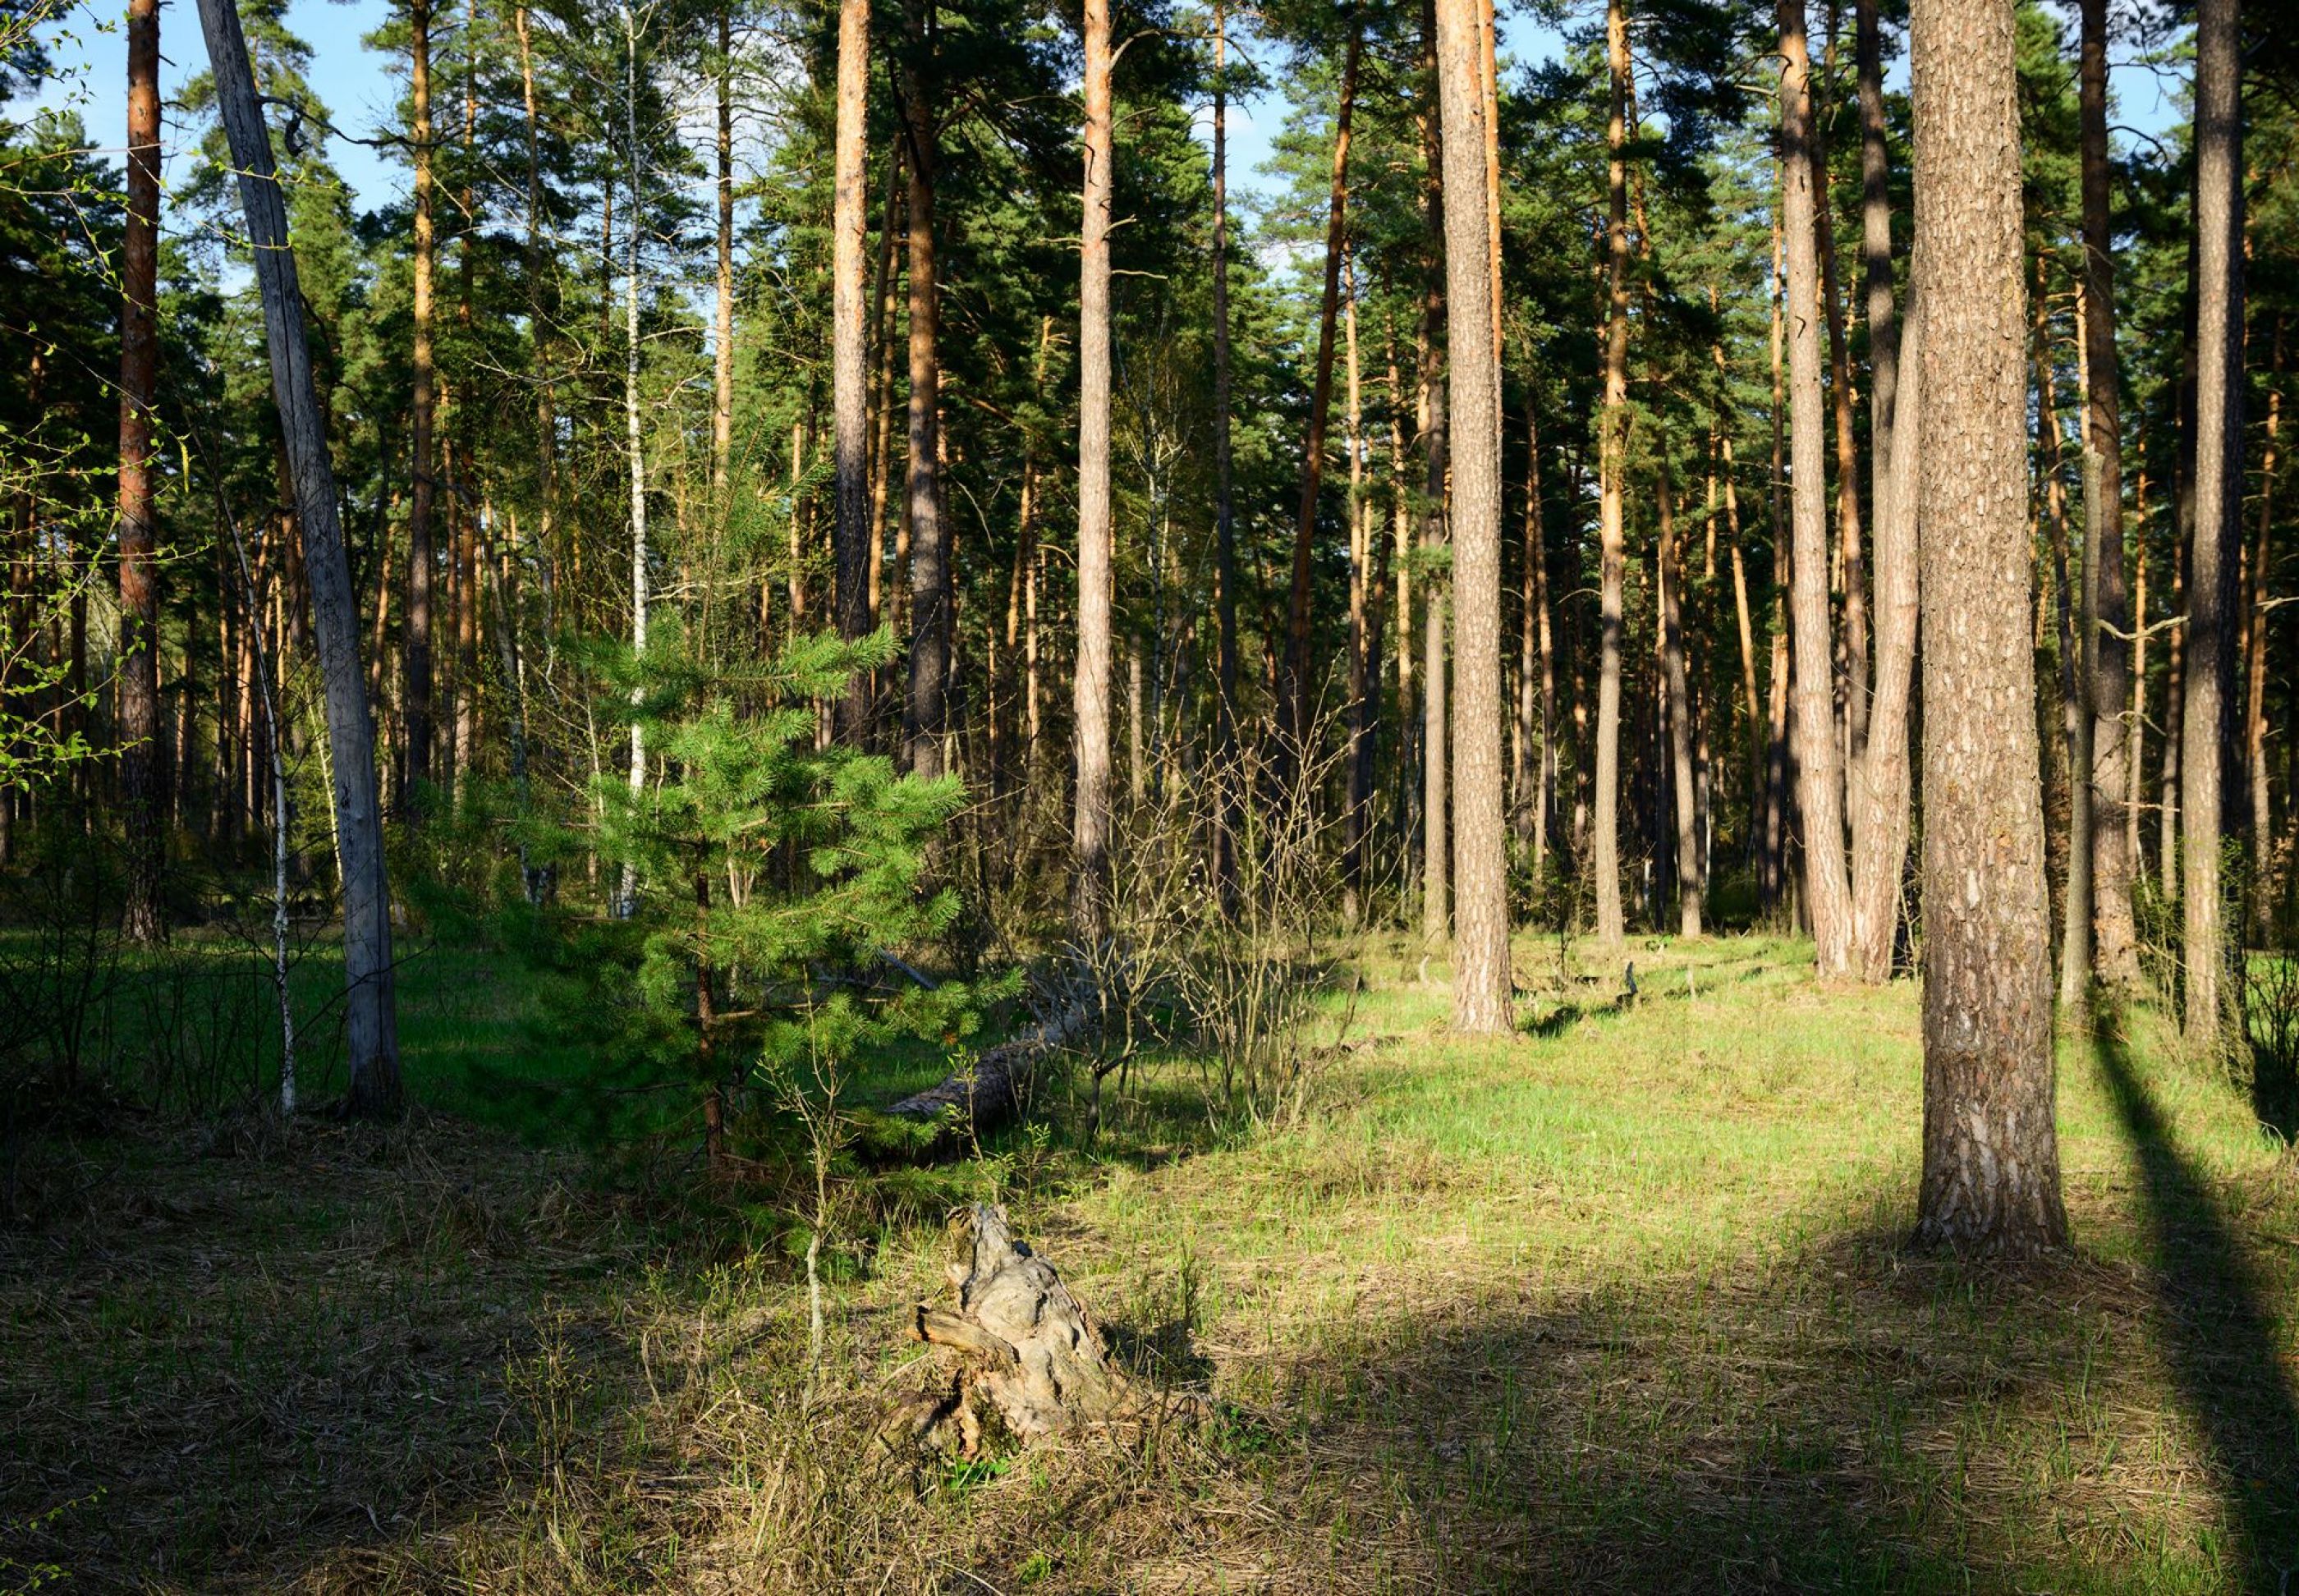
left=1282, top=19, right=1362, bottom=764
left=901, top=3, right=947, bottom=777
left=1848, top=287, right=1920, bottom=983
left=195, top=0, right=402, bottom=1116
left=1434, top=0, right=1509, bottom=1030
left=1778, top=0, right=1854, bottom=976
left=1072, top=0, right=1114, bottom=942
left=2077, top=0, right=2139, bottom=986
left=1419, top=7, right=1451, bottom=953
left=1593, top=0, right=1631, bottom=944
left=2242, top=321, right=2282, bottom=934
left=2182, top=0, right=2244, bottom=1045
left=1844, top=0, right=1912, bottom=983
left=118, top=0, right=165, bottom=943
left=833, top=0, right=873, bottom=730
left=1910, top=0, right=2065, bottom=1254
left=1659, top=463, right=1701, bottom=936
left=406, top=0, right=437, bottom=804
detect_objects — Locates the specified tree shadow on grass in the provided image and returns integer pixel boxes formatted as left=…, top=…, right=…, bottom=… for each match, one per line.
left=2092, top=1002, right=2299, bottom=1589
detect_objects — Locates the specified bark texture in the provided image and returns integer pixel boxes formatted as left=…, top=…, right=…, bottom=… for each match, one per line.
left=1778, top=0, right=1854, bottom=978
left=887, top=1206, right=1189, bottom=1458
left=1910, top=0, right=2066, bottom=1254
left=1072, top=0, right=1114, bottom=943
left=2078, top=0, right=2139, bottom=987
left=195, top=0, right=402, bottom=1117
left=406, top=0, right=437, bottom=802
left=902, top=7, right=947, bottom=777
left=833, top=0, right=873, bottom=720
left=119, top=0, right=164, bottom=943
left=2182, top=0, right=2244, bottom=1046
left=1434, top=0, right=1510, bottom=1030
left=1593, top=0, right=1631, bottom=944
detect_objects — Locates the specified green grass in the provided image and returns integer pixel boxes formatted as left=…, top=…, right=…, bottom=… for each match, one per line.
left=4, top=931, right=2297, bottom=1593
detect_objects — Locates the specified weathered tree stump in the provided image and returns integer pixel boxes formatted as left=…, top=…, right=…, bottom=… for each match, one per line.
left=882, top=1204, right=1185, bottom=1458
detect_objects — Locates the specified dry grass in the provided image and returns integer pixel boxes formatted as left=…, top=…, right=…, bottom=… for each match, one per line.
left=6, top=933, right=2298, bottom=1593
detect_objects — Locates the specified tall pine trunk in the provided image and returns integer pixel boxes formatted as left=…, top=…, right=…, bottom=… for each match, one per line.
left=833, top=0, right=873, bottom=729
left=118, top=0, right=164, bottom=943
left=901, top=2, right=948, bottom=776
left=405, top=0, right=437, bottom=805
left=2078, top=0, right=2139, bottom=986
left=1592, top=0, right=1631, bottom=944
left=1844, top=0, right=1913, bottom=982
left=1072, top=0, right=1114, bottom=942
left=1659, top=463, right=1700, bottom=936
left=1434, top=0, right=1508, bottom=1030
left=1778, top=0, right=1854, bottom=976
left=2182, top=0, right=2244, bottom=1046
left=1910, top=0, right=2066, bottom=1254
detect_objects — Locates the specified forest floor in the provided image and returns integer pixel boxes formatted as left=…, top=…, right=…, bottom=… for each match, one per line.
left=6, top=932, right=2299, bottom=1593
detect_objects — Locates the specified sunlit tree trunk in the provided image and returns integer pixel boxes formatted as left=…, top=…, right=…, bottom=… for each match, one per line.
left=1778, top=0, right=1853, bottom=976
left=1072, top=0, right=1114, bottom=942
left=1658, top=463, right=1700, bottom=936
left=1910, top=0, right=2066, bottom=1254
left=2242, top=321, right=2283, bottom=934
left=1434, top=0, right=1507, bottom=1029
left=119, top=0, right=164, bottom=942
left=832, top=0, right=873, bottom=732
left=1419, top=5, right=1451, bottom=952
left=2182, top=0, right=2244, bottom=1046
left=1593, top=0, right=1631, bottom=945
left=406, top=0, right=437, bottom=801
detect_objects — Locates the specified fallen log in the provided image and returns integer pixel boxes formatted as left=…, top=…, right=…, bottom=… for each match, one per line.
left=882, top=987, right=1096, bottom=1141
left=880, top=1204, right=1190, bottom=1458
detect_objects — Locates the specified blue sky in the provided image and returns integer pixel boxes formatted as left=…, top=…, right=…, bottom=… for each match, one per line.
left=13, top=0, right=2187, bottom=226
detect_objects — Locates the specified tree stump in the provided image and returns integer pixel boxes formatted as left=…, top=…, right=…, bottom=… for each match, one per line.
left=884, top=1204, right=1181, bottom=1457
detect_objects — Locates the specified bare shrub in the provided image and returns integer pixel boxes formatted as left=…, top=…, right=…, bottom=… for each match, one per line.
left=1087, top=710, right=1358, bottom=1133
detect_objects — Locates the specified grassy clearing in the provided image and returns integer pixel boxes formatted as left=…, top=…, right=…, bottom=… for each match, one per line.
left=5, top=932, right=2297, bottom=1592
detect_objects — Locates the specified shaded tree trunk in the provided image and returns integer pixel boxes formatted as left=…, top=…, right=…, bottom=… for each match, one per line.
left=2078, top=0, right=2139, bottom=987
left=1910, top=0, right=2066, bottom=1254
left=1844, top=0, right=1911, bottom=982
left=195, top=0, right=401, bottom=1117
left=2182, top=0, right=2244, bottom=1045
left=901, top=4, right=947, bottom=776
left=1211, top=0, right=1239, bottom=907
left=1283, top=17, right=1363, bottom=762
